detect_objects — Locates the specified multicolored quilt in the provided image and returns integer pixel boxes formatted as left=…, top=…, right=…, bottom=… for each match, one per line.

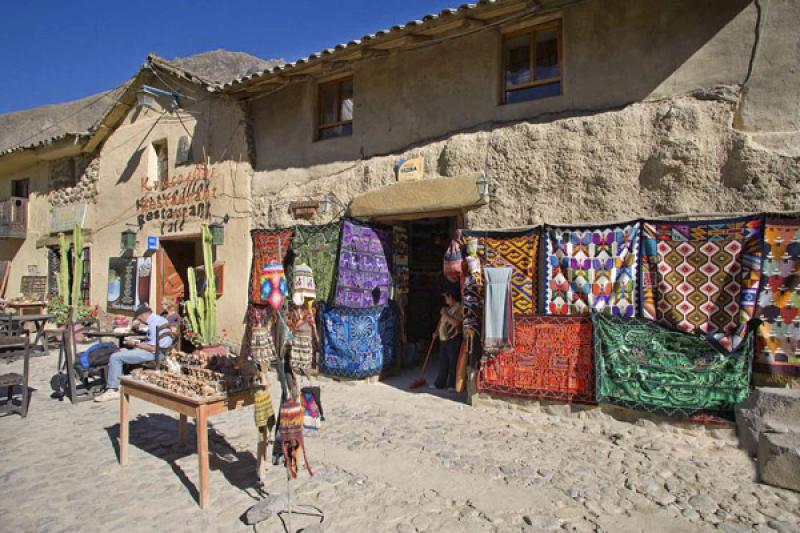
left=250, top=229, right=294, bottom=305
left=478, top=315, right=594, bottom=403
left=319, top=304, right=396, bottom=379
left=640, top=216, right=763, bottom=352
left=593, top=313, right=752, bottom=416
left=470, top=229, right=538, bottom=316
left=754, top=216, right=800, bottom=377
left=290, top=222, right=342, bottom=304
left=542, top=223, right=640, bottom=317
left=334, top=220, right=393, bottom=308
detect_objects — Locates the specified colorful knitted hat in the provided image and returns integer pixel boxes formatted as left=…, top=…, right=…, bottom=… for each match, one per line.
left=260, top=263, right=288, bottom=311
left=292, top=263, right=316, bottom=305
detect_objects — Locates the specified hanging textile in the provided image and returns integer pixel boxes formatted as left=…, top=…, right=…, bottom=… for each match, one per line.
left=278, top=398, right=313, bottom=479
left=249, top=228, right=294, bottom=305
left=483, top=267, right=514, bottom=352
left=479, top=315, right=594, bottom=403
left=593, top=313, right=752, bottom=417
left=243, top=304, right=272, bottom=359
left=290, top=222, right=342, bottom=304
left=319, top=304, right=396, bottom=379
left=462, top=273, right=482, bottom=340
left=640, top=215, right=763, bottom=352
left=254, top=388, right=276, bottom=430
left=393, top=225, right=410, bottom=295
left=260, top=263, right=289, bottom=311
left=466, top=229, right=538, bottom=316
left=542, top=222, right=640, bottom=317
left=754, top=216, right=800, bottom=377
left=334, top=220, right=393, bottom=308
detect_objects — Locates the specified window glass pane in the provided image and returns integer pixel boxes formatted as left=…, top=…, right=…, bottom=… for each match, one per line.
left=319, top=123, right=353, bottom=140
left=505, top=35, right=530, bottom=87
left=320, top=84, right=338, bottom=125
left=505, top=81, right=561, bottom=104
left=535, top=30, right=560, bottom=80
left=12, top=179, right=30, bottom=198
left=340, top=79, right=353, bottom=121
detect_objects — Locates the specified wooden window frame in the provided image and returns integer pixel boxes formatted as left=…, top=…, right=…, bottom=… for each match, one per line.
left=316, top=77, right=353, bottom=141
left=11, top=178, right=30, bottom=199
left=501, top=20, right=563, bottom=105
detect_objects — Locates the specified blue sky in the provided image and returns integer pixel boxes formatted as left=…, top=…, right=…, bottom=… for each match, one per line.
left=0, top=0, right=457, bottom=114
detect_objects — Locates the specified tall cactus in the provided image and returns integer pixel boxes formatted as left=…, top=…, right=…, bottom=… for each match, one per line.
left=185, top=224, right=217, bottom=345
left=70, top=224, right=84, bottom=312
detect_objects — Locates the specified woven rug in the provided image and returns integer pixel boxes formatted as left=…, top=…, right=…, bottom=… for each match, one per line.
left=464, top=229, right=538, bottom=316
left=249, top=229, right=294, bottom=305
left=290, top=222, right=342, bottom=304
left=333, top=220, right=393, bottom=308
left=319, top=304, right=396, bottom=379
left=478, top=315, right=594, bottom=403
left=542, top=222, right=640, bottom=317
left=593, top=313, right=752, bottom=417
left=754, top=216, right=800, bottom=377
left=640, top=216, right=763, bottom=352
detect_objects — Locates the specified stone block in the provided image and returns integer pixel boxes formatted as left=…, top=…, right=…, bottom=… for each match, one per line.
left=758, top=432, right=800, bottom=493
left=735, top=387, right=800, bottom=456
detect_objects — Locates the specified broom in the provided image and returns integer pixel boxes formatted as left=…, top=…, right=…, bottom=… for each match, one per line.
left=409, top=319, right=442, bottom=389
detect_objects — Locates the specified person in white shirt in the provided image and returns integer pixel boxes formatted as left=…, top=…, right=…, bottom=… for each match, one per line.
left=94, top=305, right=172, bottom=402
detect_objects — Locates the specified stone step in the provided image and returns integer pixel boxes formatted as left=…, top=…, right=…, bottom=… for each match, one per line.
left=735, top=387, right=800, bottom=456
left=758, top=431, right=800, bottom=493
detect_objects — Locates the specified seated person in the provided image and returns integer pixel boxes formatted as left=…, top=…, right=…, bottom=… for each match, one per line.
left=94, top=305, right=172, bottom=402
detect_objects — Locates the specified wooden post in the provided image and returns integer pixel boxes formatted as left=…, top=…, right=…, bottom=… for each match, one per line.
left=196, top=405, right=210, bottom=509
left=178, top=414, right=188, bottom=446
left=119, top=387, right=129, bottom=465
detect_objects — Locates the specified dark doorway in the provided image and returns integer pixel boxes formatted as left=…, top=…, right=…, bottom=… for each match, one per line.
left=157, top=238, right=201, bottom=313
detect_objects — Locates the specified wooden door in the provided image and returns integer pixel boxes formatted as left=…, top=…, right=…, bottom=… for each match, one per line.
left=157, top=240, right=197, bottom=313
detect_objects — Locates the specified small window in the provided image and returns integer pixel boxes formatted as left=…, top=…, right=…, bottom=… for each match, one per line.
left=148, top=140, right=168, bottom=188
left=317, top=77, right=353, bottom=140
left=502, top=21, right=562, bottom=105
left=175, top=135, right=192, bottom=165
left=12, top=178, right=30, bottom=198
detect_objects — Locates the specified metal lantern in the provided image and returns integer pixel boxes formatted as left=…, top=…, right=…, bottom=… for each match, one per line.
left=209, top=223, right=225, bottom=246
left=121, top=229, right=137, bottom=251
left=476, top=174, right=490, bottom=200
left=136, top=90, right=156, bottom=110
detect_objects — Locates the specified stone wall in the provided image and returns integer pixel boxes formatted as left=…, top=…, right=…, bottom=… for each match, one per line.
left=252, top=89, right=799, bottom=230
left=48, top=155, right=99, bottom=207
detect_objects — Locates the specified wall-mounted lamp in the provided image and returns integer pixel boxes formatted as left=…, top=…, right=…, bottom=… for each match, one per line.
left=136, top=85, right=181, bottom=111
left=208, top=214, right=230, bottom=246
left=121, top=229, right=137, bottom=251
left=476, top=174, right=490, bottom=203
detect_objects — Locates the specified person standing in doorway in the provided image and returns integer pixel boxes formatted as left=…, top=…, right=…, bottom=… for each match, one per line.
left=94, top=305, right=172, bottom=402
left=432, top=288, right=463, bottom=391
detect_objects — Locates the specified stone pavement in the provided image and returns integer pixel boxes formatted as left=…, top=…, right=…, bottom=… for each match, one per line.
left=1, top=351, right=799, bottom=533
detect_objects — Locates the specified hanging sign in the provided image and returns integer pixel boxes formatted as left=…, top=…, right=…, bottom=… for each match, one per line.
left=147, top=236, right=159, bottom=251
left=396, top=158, right=424, bottom=182
left=51, top=203, right=88, bottom=233
left=107, top=257, right=138, bottom=311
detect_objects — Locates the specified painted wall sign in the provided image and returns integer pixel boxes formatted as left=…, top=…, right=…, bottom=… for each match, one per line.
left=396, top=158, right=424, bottom=182
left=51, top=203, right=88, bottom=233
left=147, top=236, right=159, bottom=251
left=136, top=164, right=217, bottom=235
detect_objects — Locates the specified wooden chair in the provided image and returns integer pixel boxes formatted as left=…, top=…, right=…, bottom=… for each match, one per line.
left=140, top=323, right=177, bottom=370
left=0, top=333, right=31, bottom=417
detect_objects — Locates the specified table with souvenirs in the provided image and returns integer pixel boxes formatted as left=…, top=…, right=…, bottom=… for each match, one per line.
left=118, top=348, right=273, bottom=509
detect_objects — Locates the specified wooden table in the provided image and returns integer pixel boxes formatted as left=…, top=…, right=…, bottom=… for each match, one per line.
left=9, top=314, right=54, bottom=354
left=118, top=377, right=262, bottom=509
left=6, top=302, right=46, bottom=316
left=85, top=330, right=146, bottom=348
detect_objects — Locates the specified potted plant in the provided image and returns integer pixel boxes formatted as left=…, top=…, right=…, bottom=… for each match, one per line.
left=184, top=225, right=223, bottom=356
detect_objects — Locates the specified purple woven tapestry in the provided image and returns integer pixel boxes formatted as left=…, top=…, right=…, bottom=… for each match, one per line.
left=334, top=220, right=393, bottom=308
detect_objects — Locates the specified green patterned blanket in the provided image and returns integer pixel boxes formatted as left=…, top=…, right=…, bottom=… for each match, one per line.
left=593, top=313, right=752, bottom=416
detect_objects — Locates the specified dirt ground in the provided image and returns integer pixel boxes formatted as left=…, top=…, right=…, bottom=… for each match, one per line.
left=1, top=351, right=798, bottom=533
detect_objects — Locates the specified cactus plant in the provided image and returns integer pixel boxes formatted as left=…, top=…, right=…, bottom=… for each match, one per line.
left=70, top=224, right=84, bottom=313
left=185, top=224, right=218, bottom=346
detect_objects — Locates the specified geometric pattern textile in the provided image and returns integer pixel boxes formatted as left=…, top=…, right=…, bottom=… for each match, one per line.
left=468, top=229, right=538, bottom=316
left=250, top=229, right=294, bottom=305
left=754, top=216, right=800, bottom=376
left=640, top=216, right=763, bottom=352
left=290, top=222, right=342, bottom=304
left=478, top=315, right=595, bottom=403
left=319, top=304, right=396, bottom=379
left=593, top=313, right=752, bottom=417
left=542, top=222, right=640, bottom=317
left=333, top=220, right=393, bottom=309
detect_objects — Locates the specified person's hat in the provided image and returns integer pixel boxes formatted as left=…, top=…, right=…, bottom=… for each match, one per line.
left=134, top=304, right=152, bottom=317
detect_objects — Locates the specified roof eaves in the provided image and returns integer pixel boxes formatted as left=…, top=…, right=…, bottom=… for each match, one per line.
left=0, top=131, right=89, bottom=158
left=218, top=0, right=509, bottom=93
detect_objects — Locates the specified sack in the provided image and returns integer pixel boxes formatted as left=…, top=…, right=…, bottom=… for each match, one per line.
left=443, top=241, right=463, bottom=283
left=80, top=342, right=118, bottom=369
left=50, top=373, right=69, bottom=399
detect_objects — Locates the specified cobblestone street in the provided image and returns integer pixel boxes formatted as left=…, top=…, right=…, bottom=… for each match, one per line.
left=1, top=352, right=798, bottom=533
